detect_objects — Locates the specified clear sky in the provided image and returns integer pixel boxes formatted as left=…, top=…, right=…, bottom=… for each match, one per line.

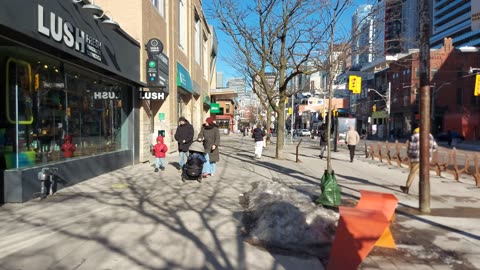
left=210, top=0, right=371, bottom=85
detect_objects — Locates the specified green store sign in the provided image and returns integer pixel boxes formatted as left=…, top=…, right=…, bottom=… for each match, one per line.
left=210, top=103, right=221, bottom=114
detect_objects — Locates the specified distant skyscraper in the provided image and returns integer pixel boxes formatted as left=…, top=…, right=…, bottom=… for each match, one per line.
left=401, top=0, right=420, bottom=51
left=431, top=0, right=480, bottom=48
left=226, top=78, right=246, bottom=93
left=216, top=72, right=224, bottom=88
left=352, top=5, right=374, bottom=68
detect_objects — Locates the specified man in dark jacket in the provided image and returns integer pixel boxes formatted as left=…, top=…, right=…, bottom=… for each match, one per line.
left=318, top=124, right=328, bottom=159
left=174, top=117, right=194, bottom=170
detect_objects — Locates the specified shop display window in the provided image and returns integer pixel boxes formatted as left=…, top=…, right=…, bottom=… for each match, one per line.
left=0, top=41, right=131, bottom=169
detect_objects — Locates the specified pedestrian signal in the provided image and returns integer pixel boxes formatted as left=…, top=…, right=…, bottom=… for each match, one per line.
left=475, top=74, right=480, bottom=96
left=349, top=75, right=362, bottom=94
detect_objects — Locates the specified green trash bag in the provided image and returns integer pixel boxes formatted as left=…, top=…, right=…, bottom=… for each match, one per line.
left=316, top=170, right=341, bottom=206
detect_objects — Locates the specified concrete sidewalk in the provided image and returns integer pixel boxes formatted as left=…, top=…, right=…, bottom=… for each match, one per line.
left=0, top=134, right=479, bottom=270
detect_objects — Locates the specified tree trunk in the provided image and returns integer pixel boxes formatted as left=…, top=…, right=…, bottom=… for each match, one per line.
left=266, top=106, right=272, bottom=145
left=276, top=97, right=286, bottom=159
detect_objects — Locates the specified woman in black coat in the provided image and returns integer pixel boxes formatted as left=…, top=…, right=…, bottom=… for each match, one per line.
left=197, top=117, right=220, bottom=177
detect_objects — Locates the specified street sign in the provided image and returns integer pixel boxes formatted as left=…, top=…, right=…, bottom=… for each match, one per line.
left=475, top=74, right=480, bottom=96
left=349, top=75, right=362, bottom=94
left=210, top=103, right=221, bottom=114
left=146, top=38, right=163, bottom=55
left=158, top=112, right=165, bottom=121
left=146, top=59, right=158, bottom=85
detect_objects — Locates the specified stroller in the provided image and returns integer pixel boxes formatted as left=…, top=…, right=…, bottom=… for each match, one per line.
left=181, top=141, right=207, bottom=182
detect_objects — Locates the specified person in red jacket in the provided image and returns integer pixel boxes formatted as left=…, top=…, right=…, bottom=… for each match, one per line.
left=153, top=135, right=168, bottom=172
left=61, top=134, right=76, bottom=158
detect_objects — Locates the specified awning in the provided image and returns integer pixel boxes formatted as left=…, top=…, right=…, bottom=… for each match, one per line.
left=192, top=81, right=202, bottom=96
left=372, top=111, right=388, bottom=119
left=203, top=94, right=211, bottom=105
left=176, top=62, right=193, bottom=93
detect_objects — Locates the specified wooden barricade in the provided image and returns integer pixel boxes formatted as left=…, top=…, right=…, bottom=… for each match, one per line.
left=376, top=144, right=383, bottom=163
left=468, top=153, right=480, bottom=187
left=446, top=148, right=468, bottom=182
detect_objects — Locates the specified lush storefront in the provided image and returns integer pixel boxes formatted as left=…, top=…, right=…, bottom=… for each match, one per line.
left=0, top=0, right=142, bottom=202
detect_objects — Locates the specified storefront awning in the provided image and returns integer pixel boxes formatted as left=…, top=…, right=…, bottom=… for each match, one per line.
left=372, top=111, right=388, bottom=119
left=176, top=62, right=193, bottom=93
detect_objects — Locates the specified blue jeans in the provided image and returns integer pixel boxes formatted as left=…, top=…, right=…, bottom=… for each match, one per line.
left=179, top=151, right=188, bottom=168
left=156, top=158, right=166, bottom=169
left=202, top=154, right=216, bottom=175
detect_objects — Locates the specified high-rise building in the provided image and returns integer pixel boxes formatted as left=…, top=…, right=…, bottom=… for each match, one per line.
left=226, top=78, right=246, bottom=93
left=431, top=0, right=480, bottom=48
left=216, top=72, right=224, bottom=88
left=352, top=4, right=374, bottom=68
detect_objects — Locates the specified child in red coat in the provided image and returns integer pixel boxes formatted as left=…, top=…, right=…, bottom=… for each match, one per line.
left=152, top=135, right=168, bottom=172
left=61, top=135, right=76, bottom=158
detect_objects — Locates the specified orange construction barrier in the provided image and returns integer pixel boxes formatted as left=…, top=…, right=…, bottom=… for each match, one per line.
left=327, top=190, right=398, bottom=270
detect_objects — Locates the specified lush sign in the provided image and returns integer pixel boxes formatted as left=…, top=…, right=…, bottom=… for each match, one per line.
left=37, top=4, right=103, bottom=62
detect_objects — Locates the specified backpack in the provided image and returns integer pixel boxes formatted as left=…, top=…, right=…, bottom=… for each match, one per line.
left=184, top=156, right=204, bottom=177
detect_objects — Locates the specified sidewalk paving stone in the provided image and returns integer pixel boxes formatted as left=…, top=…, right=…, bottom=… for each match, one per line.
left=0, top=134, right=478, bottom=270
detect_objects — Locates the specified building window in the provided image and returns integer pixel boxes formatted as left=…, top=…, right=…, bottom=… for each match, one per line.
left=203, top=33, right=208, bottom=78
left=178, top=0, right=187, bottom=50
left=158, top=0, right=165, bottom=17
left=226, top=104, right=230, bottom=114
left=194, top=12, right=201, bottom=64
left=152, top=0, right=165, bottom=17
left=0, top=52, right=130, bottom=169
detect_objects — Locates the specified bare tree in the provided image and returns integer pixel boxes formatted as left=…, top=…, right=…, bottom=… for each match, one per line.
left=208, top=0, right=332, bottom=159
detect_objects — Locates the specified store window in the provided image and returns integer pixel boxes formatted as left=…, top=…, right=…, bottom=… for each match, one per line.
left=0, top=40, right=131, bottom=169
left=216, top=119, right=230, bottom=130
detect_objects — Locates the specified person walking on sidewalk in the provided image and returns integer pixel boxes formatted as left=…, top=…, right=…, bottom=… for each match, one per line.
left=400, top=128, right=438, bottom=194
left=345, top=126, right=360, bottom=162
left=318, top=124, right=328, bottom=159
left=252, top=124, right=266, bottom=159
left=197, top=117, right=220, bottom=178
left=152, top=135, right=168, bottom=172
left=174, top=117, right=194, bottom=171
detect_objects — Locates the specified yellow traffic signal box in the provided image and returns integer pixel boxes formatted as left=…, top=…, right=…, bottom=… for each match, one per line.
left=475, top=74, right=480, bottom=96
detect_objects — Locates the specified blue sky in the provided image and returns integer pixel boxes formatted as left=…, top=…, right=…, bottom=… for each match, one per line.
left=210, top=0, right=370, bottom=85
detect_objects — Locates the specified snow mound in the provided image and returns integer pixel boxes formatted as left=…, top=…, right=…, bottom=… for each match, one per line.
left=241, top=181, right=339, bottom=255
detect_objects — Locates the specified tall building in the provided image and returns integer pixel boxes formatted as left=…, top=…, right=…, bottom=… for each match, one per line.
left=401, top=0, right=420, bottom=51
left=431, top=0, right=480, bottom=48
left=352, top=4, right=374, bottom=68
left=216, top=72, right=224, bottom=88
left=226, top=78, right=246, bottom=94
left=96, top=0, right=217, bottom=161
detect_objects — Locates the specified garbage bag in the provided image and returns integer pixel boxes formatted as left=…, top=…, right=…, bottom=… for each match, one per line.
left=316, top=170, right=341, bottom=206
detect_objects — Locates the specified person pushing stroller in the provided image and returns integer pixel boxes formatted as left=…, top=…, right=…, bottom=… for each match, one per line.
left=182, top=141, right=207, bottom=182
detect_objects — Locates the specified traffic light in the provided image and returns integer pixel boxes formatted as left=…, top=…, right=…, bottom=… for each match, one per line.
left=372, top=104, right=376, bottom=112
left=475, top=74, right=480, bottom=96
left=333, top=109, right=338, bottom=117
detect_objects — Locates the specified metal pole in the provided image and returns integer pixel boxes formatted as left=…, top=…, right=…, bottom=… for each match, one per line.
left=291, top=93, right=294, bottom=143
left=419, top=0, right=431, bottom=213
left=387, top=82, right=391, bottom=140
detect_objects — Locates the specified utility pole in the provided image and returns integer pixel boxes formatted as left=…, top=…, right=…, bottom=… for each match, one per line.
left=419, top=0, right=431, bottom=213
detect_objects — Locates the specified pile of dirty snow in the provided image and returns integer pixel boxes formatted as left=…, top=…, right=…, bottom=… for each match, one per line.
left=240, top=181, right=339, bottom=256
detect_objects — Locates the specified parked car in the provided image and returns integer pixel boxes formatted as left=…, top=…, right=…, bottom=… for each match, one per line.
left=435, top=132, right=465, bottom=142
left=299, top=129, right=311, bottom=136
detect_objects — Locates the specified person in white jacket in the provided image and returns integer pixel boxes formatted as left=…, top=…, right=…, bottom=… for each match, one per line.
left=345, top=126, right=360, bottom=162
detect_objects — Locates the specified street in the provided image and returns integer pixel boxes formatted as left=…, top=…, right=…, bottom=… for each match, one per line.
left=0, top=134, right=479, bottom=270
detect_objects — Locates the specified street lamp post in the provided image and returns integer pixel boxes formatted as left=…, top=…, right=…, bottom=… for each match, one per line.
left=430, top=82, right=451, bottom=133
left=368, top=82, right=391, bottom=139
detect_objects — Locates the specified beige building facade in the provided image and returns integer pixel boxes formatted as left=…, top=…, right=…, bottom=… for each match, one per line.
left=95, top=0, right=217, bottom=161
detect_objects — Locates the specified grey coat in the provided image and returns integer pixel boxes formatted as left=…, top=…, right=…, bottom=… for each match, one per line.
left=197, top=125, right=220, bottom=162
